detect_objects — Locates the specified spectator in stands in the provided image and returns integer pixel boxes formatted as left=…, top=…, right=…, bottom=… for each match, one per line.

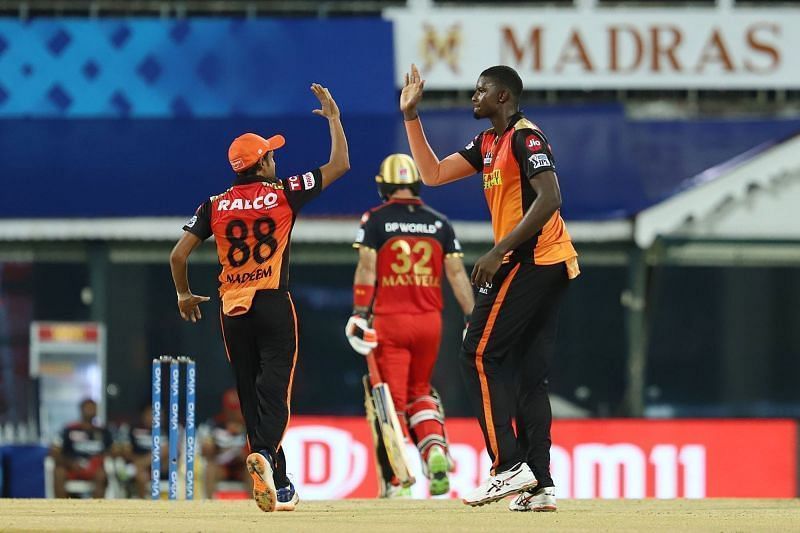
left=51, top=398, right=112, bottom=498
left=120, top=403, right=164, bottom=498
left=202, top=389, right=252, bottom=498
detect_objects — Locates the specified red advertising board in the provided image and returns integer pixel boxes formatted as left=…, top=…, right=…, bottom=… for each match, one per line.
left=280, top=417, right=796, bottom=499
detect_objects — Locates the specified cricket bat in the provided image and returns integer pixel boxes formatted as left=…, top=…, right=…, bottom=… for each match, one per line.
left=365, top=351, right=415, bottom=488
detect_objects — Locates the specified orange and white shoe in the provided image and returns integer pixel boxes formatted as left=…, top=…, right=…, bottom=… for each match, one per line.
left=246, top=452, right=277, bottom=513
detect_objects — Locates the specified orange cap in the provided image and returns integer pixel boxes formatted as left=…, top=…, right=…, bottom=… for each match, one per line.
left=228, top=132, right=285, bottom=172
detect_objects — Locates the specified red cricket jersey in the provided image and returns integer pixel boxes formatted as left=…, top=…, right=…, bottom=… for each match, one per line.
left=353, top=198, right=462, bottom=315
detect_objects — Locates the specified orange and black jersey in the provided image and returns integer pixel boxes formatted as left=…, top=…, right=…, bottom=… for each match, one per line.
left=184, top=168, right=322, bottom=316
left=353, top=198, right=462, bottom=315
left=459, top=113, right=578, bottom=269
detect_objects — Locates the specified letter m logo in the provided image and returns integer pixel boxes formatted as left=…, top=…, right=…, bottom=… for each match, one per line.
left=421, top=24, right=461, bottom=74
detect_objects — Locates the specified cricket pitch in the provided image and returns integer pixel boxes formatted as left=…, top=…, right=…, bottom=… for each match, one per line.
left=1, top=498, right=798, bottom=532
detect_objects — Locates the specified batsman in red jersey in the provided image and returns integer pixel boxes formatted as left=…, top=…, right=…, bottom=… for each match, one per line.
left=346, top=154, right=475, bottom=497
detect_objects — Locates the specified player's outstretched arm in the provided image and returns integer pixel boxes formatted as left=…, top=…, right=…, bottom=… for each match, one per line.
left=401, top=64, right=475, bottom=187
left=169, top=232, right=210, bottom=322
left=312, top=83, right=350, bottom=189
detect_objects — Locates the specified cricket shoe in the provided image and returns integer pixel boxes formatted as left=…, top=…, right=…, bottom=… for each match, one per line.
left=276, top=481, right=299, bottom=511
left=508, top=486, right=557, bottom=512
left=426, top=445, right=450, bottom=496
left=246, top=451, right=277, bottom=513
left=462, top=462, right=537, bottom=507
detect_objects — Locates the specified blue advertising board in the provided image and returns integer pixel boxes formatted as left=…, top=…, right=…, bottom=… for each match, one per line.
left=1, top=19, right=799, bottom=221
left=0, top=18, right=394, bottom=117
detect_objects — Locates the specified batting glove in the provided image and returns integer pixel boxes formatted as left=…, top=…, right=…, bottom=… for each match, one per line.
left=345, top=313, right=378, bottom=355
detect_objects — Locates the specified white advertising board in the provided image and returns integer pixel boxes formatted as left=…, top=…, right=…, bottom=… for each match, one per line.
left=385, top=6, right=800, bottom=89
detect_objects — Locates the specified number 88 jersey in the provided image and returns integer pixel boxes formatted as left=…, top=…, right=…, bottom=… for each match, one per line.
left=353, top=198, right=463, bottom=315
left=183, top=169, right=322, bottom=316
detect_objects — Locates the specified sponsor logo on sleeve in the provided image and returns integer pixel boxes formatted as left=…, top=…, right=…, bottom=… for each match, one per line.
left=302, top=172, right=316, bottom=190
left=355, top=228, right=365, bottom=243
left=526, top=134, right=543, bottom=152
left=185, top=215, right=197, bottom=228
left=288, top=176, right=302, bottom=191
left=529, top=153, right=552, bottom=169
left=453, top=238, right=462, bottom=251
left=464, top=140, right=474, bottom=151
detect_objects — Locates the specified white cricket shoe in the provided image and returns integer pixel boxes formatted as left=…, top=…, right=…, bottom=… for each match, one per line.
left=462, top=462, right=537, bottom=507
left=508, top=486, right=557, bottom=512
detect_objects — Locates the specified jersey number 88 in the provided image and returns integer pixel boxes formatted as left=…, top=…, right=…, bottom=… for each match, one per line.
left=225, top=217, right=278, bottom=267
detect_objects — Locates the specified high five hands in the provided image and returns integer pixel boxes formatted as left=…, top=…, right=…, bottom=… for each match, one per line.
left=400, top=64, right=425, bottom=120
left=311, top=83, right=340, bottom=120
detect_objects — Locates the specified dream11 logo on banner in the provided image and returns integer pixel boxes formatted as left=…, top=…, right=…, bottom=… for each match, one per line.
left=280, top=418, right=797, bottom=499
left=281, top=424, right=369, bottom=499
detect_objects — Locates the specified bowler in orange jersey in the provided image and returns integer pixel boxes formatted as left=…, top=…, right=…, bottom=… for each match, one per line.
left=169, top=84, right=349, bottom=512
left=401, top=64, right=579, bottom=510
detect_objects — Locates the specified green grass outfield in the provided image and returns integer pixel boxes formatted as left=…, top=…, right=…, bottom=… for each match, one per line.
left=0, top=498, right=798, bottom=532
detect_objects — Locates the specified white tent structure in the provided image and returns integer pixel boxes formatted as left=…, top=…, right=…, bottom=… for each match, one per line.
left=623, top=132, right=800, bottom=415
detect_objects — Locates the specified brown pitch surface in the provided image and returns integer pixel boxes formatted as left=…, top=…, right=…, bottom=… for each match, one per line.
left=1, top=498, right=798, bottom=532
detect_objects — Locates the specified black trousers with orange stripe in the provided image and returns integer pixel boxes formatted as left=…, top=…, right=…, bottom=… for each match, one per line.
left=220, top=290, right=298, bottom=488
left=461, top=261, right=569, bottom=486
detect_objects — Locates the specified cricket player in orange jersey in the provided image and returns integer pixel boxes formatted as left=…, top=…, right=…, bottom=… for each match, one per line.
left=169, top=84, right=349, bottom=512
left=400, top=64, right=579, bottom=510
left=346, top=154, right=474, bottom=497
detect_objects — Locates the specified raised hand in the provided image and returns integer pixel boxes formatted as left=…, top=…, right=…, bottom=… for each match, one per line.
left=400, top=63, right=425, bottom=120
left=311, top=83, right=340, bottom=120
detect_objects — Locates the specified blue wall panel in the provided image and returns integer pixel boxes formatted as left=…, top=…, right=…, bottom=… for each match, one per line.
left=1, top=18, right=798, bottom=220
left=0, top=18, right=394, bottom=117
left=2, top=108, right=800, bottom=220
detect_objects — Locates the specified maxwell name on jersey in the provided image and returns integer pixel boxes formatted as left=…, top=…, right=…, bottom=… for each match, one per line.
left=381, top=272, right=441, bottom=288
